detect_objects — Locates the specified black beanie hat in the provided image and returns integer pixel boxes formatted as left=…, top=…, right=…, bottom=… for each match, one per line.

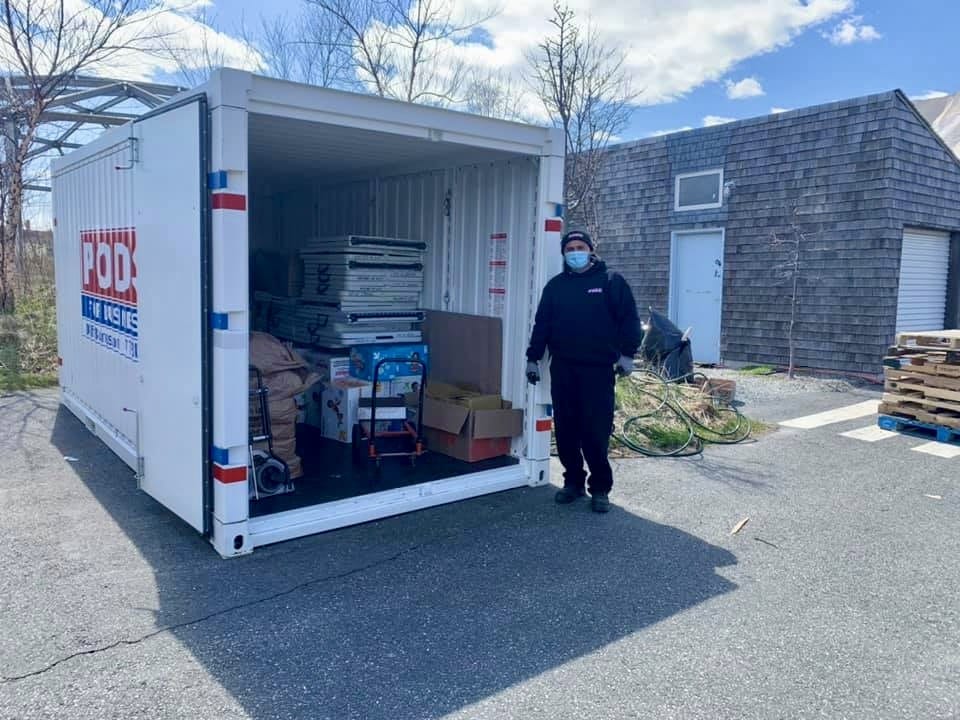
left=561, top=230, right=594, bottom=253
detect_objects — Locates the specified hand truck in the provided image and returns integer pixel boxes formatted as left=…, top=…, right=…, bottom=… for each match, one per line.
left=351, top=357, right=428, bottom=470
left=249, top=365, right=294, bottom=499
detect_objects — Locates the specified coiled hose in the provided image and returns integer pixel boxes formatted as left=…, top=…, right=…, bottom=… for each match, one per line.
left=613, top=369, right=752, bottom=457
left=551, top=367, right=754, bottom=459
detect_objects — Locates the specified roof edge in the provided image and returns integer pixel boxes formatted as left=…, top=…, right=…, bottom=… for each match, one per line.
left=893, top=89, right=960, bottom=170
left=608, top=89, right=906, bottom=153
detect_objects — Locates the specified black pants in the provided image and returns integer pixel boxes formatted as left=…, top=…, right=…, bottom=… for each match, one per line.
left=550, top=359, right=615, bottom=495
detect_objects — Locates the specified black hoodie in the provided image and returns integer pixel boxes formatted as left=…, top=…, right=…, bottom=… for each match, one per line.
left=526, top=259, right=641, bottom=367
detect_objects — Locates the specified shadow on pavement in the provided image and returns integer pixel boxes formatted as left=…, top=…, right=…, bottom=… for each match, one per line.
left=48, top=405, right=738, bottom=720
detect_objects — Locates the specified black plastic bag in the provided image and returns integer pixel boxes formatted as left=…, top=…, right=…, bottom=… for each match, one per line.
left=639, top=308, right=694, bottom=381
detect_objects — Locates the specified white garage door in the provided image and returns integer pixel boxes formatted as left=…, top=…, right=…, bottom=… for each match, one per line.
left=896, top=228, right=950, bottom=333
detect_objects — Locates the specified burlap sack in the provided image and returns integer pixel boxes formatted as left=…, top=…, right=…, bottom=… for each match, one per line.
left=250, top=332, right=307, bottom=375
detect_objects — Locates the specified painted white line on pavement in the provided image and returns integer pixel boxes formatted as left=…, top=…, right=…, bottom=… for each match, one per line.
left=911, top=442, right=960, bottom=459
left=779, top=400, right=880, bottom=429
left=840, top=425, right=899, bottom=442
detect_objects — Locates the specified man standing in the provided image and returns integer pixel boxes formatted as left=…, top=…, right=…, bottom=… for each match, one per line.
left=525, top=230, right=640, bottom=513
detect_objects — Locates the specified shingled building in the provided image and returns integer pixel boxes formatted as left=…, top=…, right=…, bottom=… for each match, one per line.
left=590, top=90, right=960, bottom=374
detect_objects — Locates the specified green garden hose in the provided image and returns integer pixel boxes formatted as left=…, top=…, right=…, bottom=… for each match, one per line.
left=549, top=367, right=753, bottom=459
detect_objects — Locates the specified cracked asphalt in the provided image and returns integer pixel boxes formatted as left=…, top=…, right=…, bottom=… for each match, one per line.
left=1, top=383, right=959, bottom=719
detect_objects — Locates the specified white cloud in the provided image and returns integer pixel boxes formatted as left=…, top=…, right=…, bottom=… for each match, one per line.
left=703, top=115, right=735, bottom=127
left=911, top=90, right=950, bottom=101
left=418, top=0, right=852, bottom=107
left=771, top=106, right=792, bottom=114
left=824, top=16, right=882, bottom=45
left=1, top=0, right=858, bottom=110
left=649, top=126, right=694, bottom=138
left=725, top=77, right=765, bottom=100
left=0, top=1, right=260, bottom=84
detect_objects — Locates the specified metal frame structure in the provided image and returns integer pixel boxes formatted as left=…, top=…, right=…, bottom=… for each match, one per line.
left=2, top=74, right=186, bottom=191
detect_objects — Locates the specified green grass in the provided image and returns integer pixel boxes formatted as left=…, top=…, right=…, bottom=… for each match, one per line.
left=609, top=373, right=771, bottom=454
left=738, top=364, right=777, bottom=376
left=0, top=283, right=59, bottom=395
left=0, top=369, right=58, bottom=393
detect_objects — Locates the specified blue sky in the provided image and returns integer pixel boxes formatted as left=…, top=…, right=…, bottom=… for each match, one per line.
left=627, top=0, right=959, bottom=138
left=196, top=0, right=957, bottom=141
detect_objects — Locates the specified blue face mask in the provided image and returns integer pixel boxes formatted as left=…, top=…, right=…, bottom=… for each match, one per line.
left=565, top=250, right=591, bottom=271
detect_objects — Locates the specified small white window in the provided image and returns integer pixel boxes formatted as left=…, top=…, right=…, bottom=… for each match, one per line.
left=675, top=169, right=723, bottom=211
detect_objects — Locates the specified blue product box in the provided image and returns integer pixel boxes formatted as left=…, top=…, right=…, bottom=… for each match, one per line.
left=349, top=344, right=428, bottom=382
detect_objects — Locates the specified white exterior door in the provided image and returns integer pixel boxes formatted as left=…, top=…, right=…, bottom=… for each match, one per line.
left=133, top=97, right=209, bottom=532
left=896, top=228, right=950, bottom=333
left=671, top=230, right=725, bottom=364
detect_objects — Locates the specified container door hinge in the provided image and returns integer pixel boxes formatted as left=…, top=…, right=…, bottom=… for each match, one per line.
left=443, top=191, right=451, bottom=218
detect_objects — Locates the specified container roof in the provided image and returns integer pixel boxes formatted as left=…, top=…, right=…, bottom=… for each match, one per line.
left=248, top=112, right=515, bottom=188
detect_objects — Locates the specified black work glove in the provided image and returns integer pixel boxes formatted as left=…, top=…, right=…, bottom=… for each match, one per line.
left=526, top=361, right=541, bottom=385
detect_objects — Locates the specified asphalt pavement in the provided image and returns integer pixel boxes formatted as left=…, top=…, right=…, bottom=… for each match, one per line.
left=1, top=382, right=957, bottom=720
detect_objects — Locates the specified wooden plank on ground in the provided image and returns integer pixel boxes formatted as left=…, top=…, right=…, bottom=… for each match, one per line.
left=896, top=330, right=960, bottom=350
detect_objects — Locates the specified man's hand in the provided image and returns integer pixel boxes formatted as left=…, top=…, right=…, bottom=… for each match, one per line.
left=615, top=355, right=634, bottom=377
left=526, top=361, right=541, bottom=385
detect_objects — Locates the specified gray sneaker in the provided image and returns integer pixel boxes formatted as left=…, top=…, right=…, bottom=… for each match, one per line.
left=555, top=486, right=586, bottom=504
left=591, top=493, right=611, bottom=513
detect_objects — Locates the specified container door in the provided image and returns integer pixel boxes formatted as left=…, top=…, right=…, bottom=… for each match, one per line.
left=132, top=97, right=210, bottom=533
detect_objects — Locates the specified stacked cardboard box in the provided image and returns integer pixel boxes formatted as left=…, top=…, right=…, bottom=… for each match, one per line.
left=406, top=312, right=524, bottom=463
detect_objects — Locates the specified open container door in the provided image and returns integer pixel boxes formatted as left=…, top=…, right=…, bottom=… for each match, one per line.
left=132, top=96, right=211, bottom=533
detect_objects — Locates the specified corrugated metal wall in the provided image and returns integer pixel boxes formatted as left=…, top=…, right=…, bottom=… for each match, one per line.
left=52, top=139, right=138, bottom=447
left=376, top=170, right=449, bottom=311
left=290, top=156, right=541, bottom=404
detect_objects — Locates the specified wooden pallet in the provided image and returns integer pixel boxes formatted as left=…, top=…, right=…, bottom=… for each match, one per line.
left=879, top=400, right=960, bottom=430
left=877, top=414, right=960, bottom=444
left=894, top=353, right=960, bottom=378
left=884, top=366, right=960, bottom=391
left=883, top=386, right=960, bottom=413
left=895, top=330, right=960, bottom=351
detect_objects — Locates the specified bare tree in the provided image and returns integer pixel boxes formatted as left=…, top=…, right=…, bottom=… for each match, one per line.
left=249, top=6, right=354, bottom=89
left=770, top=206, right=822, bottom=379
left=527, top=2, right=636, bottom=235
left=0, top=0, right=167, bottom=313
left=305, top=0, right=493, bottom=105
left=159, top=8, right=239, bottom=87
left=465, top=68, right=528, bottom=122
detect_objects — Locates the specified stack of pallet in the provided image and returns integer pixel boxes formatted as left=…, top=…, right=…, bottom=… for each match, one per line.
left=252, top=234, right=428, bottom=349
left=879, top=330, right=960, bottom=442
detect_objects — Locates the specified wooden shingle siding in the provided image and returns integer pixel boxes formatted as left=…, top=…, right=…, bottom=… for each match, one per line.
left=586, top=91, right=960, bottom=374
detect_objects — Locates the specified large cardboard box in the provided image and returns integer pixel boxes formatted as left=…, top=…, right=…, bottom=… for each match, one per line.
left=413, top=312, right=524, bottom=462
left=421, top=395, right=523, bottom=462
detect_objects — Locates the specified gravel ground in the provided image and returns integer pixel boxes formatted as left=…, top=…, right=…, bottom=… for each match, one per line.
left=698, top=366, right=881, bottom=408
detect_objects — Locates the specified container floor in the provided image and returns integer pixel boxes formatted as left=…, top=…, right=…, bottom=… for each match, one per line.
left=249, top=424, right=520, bottom=517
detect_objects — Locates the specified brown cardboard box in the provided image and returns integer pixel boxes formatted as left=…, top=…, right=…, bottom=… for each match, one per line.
left=407, top=311, right=525, bottom=462
left=425, top=381, right=504, bottom=411
left=420, top=396, right=523, bottom=462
